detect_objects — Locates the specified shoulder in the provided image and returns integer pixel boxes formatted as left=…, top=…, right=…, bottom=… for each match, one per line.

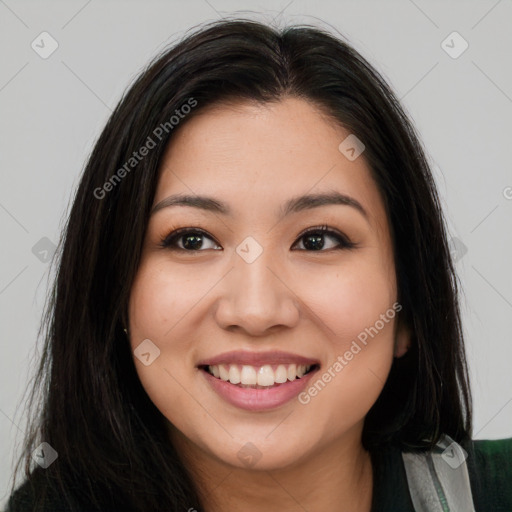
left=469, top=435, right=512, bottom=460
left=397, top=434, right=512, bottom=512
left=6, top=475, right=63, bottom=512
left=5, top=468, right=129, bottom=512
left=463, top=436, right=512, bottom=510
left=5, top=469, right=89, bottom=512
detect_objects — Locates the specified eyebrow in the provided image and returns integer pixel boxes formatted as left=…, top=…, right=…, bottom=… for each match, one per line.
left=151, top=191, right=368, bottom=221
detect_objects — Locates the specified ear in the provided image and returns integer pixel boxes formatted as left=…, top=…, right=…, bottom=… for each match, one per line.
left=393, top=317, right=411, bottom=358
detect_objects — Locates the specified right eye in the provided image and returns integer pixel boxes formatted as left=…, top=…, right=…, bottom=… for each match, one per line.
left=160, top=228, right=222, bottom=252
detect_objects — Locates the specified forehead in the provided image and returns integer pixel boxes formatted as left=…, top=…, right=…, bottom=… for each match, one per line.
left=154, top=97, right=388, bottom=234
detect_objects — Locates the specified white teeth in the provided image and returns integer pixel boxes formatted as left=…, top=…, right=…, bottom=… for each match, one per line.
left=287, top=364, right=297, bottom=382
left=275, top=365, right=288, bottom=383
left=207, top=363, right=313, bottom=386
left=257, top=365, right=274, bottom=386
left=240, top=365, right=257, bottom=385
left=228, top=365, right=241, bottom=384
left=218, top=364, right=229, bottom=381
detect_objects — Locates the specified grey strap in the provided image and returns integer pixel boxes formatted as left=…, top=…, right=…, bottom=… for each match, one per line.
left=401, top=433, right=476, bottom=511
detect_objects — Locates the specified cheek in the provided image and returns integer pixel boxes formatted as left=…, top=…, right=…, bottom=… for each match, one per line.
left=127, top=261, right=194, bottom=398
left=294, top=255, right=396, bottom=346
left=293, top=256, right=398, bottom=427
left=128, top=259, right=208, bottom=338
left=128, top=262, right=201, bottom=426
left=298, top=346, right=394, bottom=443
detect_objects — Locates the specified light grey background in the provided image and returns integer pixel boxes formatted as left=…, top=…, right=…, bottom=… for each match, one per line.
left=1, top=0, right=511, bottom=506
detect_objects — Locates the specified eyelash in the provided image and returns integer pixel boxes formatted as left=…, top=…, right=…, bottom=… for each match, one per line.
left=160, top=225, right=356, bottom=252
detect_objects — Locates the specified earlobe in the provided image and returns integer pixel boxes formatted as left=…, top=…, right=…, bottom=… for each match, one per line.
left=394, top=320, right=411, bottom=358
left=394, top=340, right=410, bottom=358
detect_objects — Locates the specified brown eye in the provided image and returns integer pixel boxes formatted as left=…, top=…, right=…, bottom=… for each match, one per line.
left=292, top=225, right=355, bottom=251
left=161, top=228, right=221, bottom=251
left=160, top=225, right=355, bottom=253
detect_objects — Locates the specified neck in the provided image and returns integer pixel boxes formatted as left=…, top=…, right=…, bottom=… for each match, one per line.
left=170, top=426, right=374, bottom=512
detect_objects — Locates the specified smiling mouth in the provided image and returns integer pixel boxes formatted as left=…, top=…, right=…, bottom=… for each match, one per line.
left=199, top=363, right=320, bottom=389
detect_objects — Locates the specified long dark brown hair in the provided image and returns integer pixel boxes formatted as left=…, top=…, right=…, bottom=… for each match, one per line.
left=8, top=18, right=472, bottom=511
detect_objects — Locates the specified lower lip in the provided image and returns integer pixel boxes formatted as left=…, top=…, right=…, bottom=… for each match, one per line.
left=200, top=367, right=319, bottom=411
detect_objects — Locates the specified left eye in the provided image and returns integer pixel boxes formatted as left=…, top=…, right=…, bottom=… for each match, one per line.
left=292, top=225, right=354, bottom=251
left=160, top=225, right=354, bottom=252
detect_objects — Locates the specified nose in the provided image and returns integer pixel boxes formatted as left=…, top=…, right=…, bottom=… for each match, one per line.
left=213, top=249, right=301, bottom=336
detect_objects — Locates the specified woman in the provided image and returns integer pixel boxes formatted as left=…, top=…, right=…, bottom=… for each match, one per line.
left=6, top=18, right=512, bottom=512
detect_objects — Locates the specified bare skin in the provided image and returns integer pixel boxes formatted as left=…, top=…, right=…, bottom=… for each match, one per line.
left=128, top=97, right=410, bottom=512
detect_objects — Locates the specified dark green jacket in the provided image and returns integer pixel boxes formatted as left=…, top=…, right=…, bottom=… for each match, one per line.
left=6, top=436, right=512, bottom=511
left=370, top=436, right=512, bottom=511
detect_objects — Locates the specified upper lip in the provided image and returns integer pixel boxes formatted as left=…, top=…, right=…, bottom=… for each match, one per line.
left=197, top=350, right=320, bottom=368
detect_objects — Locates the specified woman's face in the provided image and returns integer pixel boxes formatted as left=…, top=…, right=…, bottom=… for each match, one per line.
left=128, top=97, right=409, bottom=470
